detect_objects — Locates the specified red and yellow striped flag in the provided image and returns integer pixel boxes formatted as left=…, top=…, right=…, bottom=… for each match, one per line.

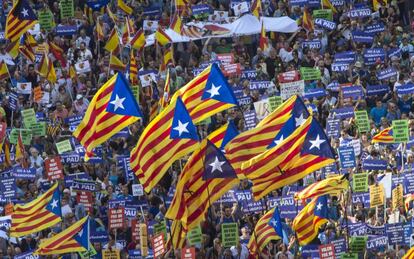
left=96, top=19, right=105, bottom=41
left=15, top=132, right=27, bottom=167
left=170, top=14, right=183, bottom=35
left=259, top=21, right=268, bottom=51
left=303, top=8, right=314, bottom=31
left=19, top=33, right=35, bottom=62
left=104, top=28, right=120, bottom=53
left=372, top=127, right=394, bottom=143
left=159, top=69, right=171, bottom=109
left=251, top=0, right=262, bottom=18
left=155, top=27, right=172, bottom=46
left=294, top=175, right=349, bottom=201
left=129, top=52, right=138, bottom=85
left=5, top=0, right=37, bottom=41
left=0, top=61, right=9, bottom=81
left=38, top=54, right=57, bottom=83
left=247, top=208, right=281, bottom=254
left=403, top=246, right=414, bottom=259
left=322, top=0, right=337, bottom=13
left=6, top=40, right=19, bottom=58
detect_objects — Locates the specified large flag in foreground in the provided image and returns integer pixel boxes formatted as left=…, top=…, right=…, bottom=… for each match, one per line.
left=242, top=116, right=335, bottom=200
left=73, top=73, right=142, bottom=160
left=10, top=183, right=61, bottom=237
left=5, top=0, right=37, bottom=41
left=35, top=216, right=89, bottom=255
left=130, top=63, right=237, bottom=192
left=294, top=175, right=349, bottom=201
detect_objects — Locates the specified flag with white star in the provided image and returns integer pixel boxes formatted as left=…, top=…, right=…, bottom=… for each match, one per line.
left=268, top=207, right=283, bottom=237
left=5, top=0, right=38, bottom=41
left=301, top=119, right=334, bottom=159
left=45, top=186, right=62, bottom=217
left=86, top=0, right=109, bottom=10
left=313, top=195, right=328, bottom=218
left=201, top=63, right=238, bottom=105
left=220, top=120, right=239, bottom=150
left=203, top=139, right=236, bottom=180
left=170, top=97, right=199, bottom=141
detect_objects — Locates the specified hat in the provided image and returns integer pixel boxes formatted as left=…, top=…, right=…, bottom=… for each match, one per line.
left=396, top=26, right=403, bottom=32
left=354, top=61, right=362, bottom=68
left=63, top=188, right=70, bottom=193
left=76, top=94, right=83, bottom=100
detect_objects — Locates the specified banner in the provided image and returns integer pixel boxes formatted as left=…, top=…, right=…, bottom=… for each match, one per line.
left=332, top=238, right=347, bottom=258
left=38, top=9, right=55, bottom=31
left=339, top=146, right=356, bottom=168
left=65, top=115, right=83, bottom=132
left=370, top=184, right=385, bottom=207
left=314, top=18, right=336, bottom=30
left=71, top=179, right=97, bottom=192
left=366, top=236, right=388, bottom=250
left=352, top=192, right=370, bottom=207
left=300, top=67, right=321, bottom=81
left=249, top=80, right=272, bottom=91
left=352, top=31, right=373, bottom=43
left=396, top=83, right=414, bottom=95
left=301, top=40, right=322, bottom=49
left=192, top=4, right=212, bottom=15
left=364, top=23, right=385, bottom=34
left=347, top=8, right=371, bottom=18
left=386, top=223, right=404, bottom=245
left=319, top=244, right=335, bottom=259
left=0, top=177, right=16, bottom=201
left=313, top=9, right=333, bottom=21
left=362, top=159, right=387, bottom=171
left=221, top=223, right=239, bottom=247
left=334, top=51, right=355, bottom=64
left=353, top=173, right=368, bottom=193
left=280, top=80, right=305, bottom=100
left=392, top=120, right=409, bottom=142
left=60, top=0, right=74, bottom=19
left=342, top=86, right=364, bottom=99
left=223, top=63, right=241, bottom=76
left=377, top=67, right=397, bottom=80
left=143, top=7, right=161, bottom=18
left=241, top=69, right=257, bottom=80
left=332, top=106, right=354, bottom=119
left=364, top=48, right=385, bottom=66
left=45, top=157, right=64, bottom=180
left=187, top=225, right=203, bottom=246
left=332, top=63, right=350, bottom=73
left=303, top=88, right=326, bottom=99
left=55, top=25, right=78, bottom=36
left=76, top=191, right=93, bottom=213
left=388, top=48, right=401, bottom=59
left=235, top=190, right=264, bottom=213
left=216, top=53, right=234, bottom=64
left=109, top=208, right=126, bottom=229
left=14, top=251, right=39, bottom=259
left=277, top=70, right=300, bottom=83
left=366, top=85, right=389, bottom=96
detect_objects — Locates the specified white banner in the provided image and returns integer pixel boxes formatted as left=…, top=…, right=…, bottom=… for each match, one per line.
left=280, top=80, right=305, bottom=100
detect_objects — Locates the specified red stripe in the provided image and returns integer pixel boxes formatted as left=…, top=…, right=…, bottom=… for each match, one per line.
left=298, top=218, right=324, bottom=242
left=38, top=242, right=83, bottom=253
left=7, top=20, right=33, bottom=40
left=40, top=224, right=84, bottom=248
left=12, top=214, right=60, bottom=233
left=14, top=190, right=54, bottom=212
left=189, top=101, right=229, bottom=120
left=12, top=207, right=50, bottom=220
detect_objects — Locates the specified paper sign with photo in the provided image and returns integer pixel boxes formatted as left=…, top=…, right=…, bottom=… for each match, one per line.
left=143, top=20, right=159, bottom=32
left=232, top=2, right=249, bottom=16
left=16, top=82, right=32, bottom=95
left=75, top=60, right=91, bottom=74
left=209, top=11, right=228, bottom=22
left=254, top=99, right=270, bottom=121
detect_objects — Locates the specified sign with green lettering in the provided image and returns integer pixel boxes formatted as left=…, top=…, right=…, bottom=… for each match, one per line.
left=187, top=225, right=202, bottom=246
left=269, top=96, right=283, bottom=111
left=56, top=139, right=73, bottom=154
left=38, top=9, right=55, bottom=31
left=21, top=108, right=37, bottom=127
left=355, top=110, right=369, bottom=133
left=350, top=236, right=367, bottom=253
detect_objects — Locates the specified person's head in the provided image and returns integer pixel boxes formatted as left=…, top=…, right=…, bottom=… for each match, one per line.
left=224, top=205, right=232, bottom=217
left=76, top=94, right=83, bottom=104
left=376, top=99, right=383, bottom=108
left=80, top=42, right=86, bottom=51
left=222, top=248, right=232, bottom=258
left=29, top=147, right=39, bottom=157
left=56, top=101, right=63, bottom=111
left=80, top=29, right=86, bottom=37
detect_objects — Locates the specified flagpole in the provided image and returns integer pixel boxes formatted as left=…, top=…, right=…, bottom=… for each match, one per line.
left=107, top=52, right=112, bottom=79
left=241, top=190, right=261, bottom=259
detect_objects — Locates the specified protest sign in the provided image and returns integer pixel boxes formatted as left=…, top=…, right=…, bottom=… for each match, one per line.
left=216, top=53, right=234, bottom=64
left=370, top=184, right=385, bottom=207
left=143, top=7, right=161, bottom=18
left=386, top=223, right=404, bottom=245
left=221, top=223, right=238, bottom=247
left=102, top=249, right=120, bottom=259
left=354, top=110, right=369, bottom=133
left=392, top=120, right=409, bottom=142
left=131, top=219, right=140, bottom=242
left=349, top=236, right=367, bottom=253
left=366, top=236, right=388, bottom=250
left=181, top=248, right=196, bottom=259
left=187, top=225, right=202, bottom=246
left=249, top=80, right=272, bottom=91
left=4, top=204, right=13, bottom=216
left=45, top=157, right=64, bottom=180
left=314, top=18, right=336, bottom=30
left=397, top=83, right=414, bottom=95
left=334, top=51, right=355, bottom=63
left=365, top=23, right=385, bottom=34
left=140, top=223, right=149, bottom=256
left=339, top=146, right=356, bottom=168
left=301, top=40, right=322, bottom=49
left=0, top=177, right=16, bottom=201
left=313, top=9, right=333, bottom=21
left=364, top=48, right=386, bottom=65
left=366, top=85, right=389, bottom=96
left=331, top=62, right=349, bottom=73
left=243, top=110, right=257, bottom=130
left=56, top=139, right=73, bottom=154
left=192, top=4, right=212, bottom=16
left=326, top=118, right=340, bottom=138
left=353, top=173, right=368, bottom=193
left=278, top=70, right=300, bottom=83
left=16, top=82, right=32, bottom=94
left=332, top=238, right=346, bottom=257
left=132, top=184, right=144, bottom=196
left=341, top=254, right=358, bottom=259
left=153, top=220, right=167, bottom=241
left=76, top=191, right=93, bottom=213
left=55, top=25, right=77, bottom=36
left=223, top=63, right=241, bottom=76
left=21, top=108, right=37, bottom=127
left=235, top=190, right=264, bottom=213
left=377, top=67, right=398, bottom=80
left=269, top=96, right=282, bottom=111
left=109, top=208, right=125, bottom=229
left=151, top=233, right=165, bottom=258
left=78, top=244, right=97, bottom=258
left=38, top=9, right=55, bottom=31
left=319, top=244, right=335, bottom=259
left=392, top=184, right=403, bottom=211
left=280, top=80, right=305, bottom=100
left=33, top=86, right=43, bottom=103
left=60, top=0, right=74, bottom=19
left=241, top=69, right=257, bottom=80
left=304, top=88, right=326, bottom=99
left=75, top=60, right=91, bottom=73
left=14, top=251, right=39, bottom=259
left=13, top=167, right=35, bottom=180
left=9, top=129, right=32, bottom=145
left=352, top=31, right=373, bottom=43
left=28, top=122, right=46, bottom=137
left=362, top=159, right=387, bottom=171
left=71, top=179, right=96, bottom=192
left=302, top=245, right=320, bottom=258
left=300, top=67, right=321, bottom=81
left=253, top=99, right=270, bottom=120
left=348, top=8, right=371, bottom=18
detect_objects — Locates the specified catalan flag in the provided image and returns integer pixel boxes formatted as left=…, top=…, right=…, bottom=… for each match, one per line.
left=155, top=27, right=172, bottom=46
left=130, top=63, right=238, bottom=193
left=109, top=55, right=126, bottom=72
left=3, top=140, right=12, bottom=167
left=292, top=195, right=329, bottom=245
left=104, top=28, right=120, bottom=53
left=130, top=29, right=146, bottom=50
left=259, top=21, right=269, bottom=52
left=96, top=19, right=105, bottom=41
left=48, top=41, right=66, bottom=68
left=248, top=207, right=282, bottom=255
left=73, top=73, right=142, bottom=160
left=117, top=0, right=132, bottom=15
left=166, top=122, right=239, bottom=230
left=10, top=182, right=62, bottom=237
left=302, top=8, right=314, bottom=31
left=121, top=19, right=129, bottom=45
left=166, top=220, right=186, bottom=250
left=175, top=0, right=189, bottom=13
left=251, top=0, right=262, bottom=18
left=321, top=0, right=337, bottom=13
left=294, top=175, right=349, bottom=201
left=5, top=0, right=37, bottom=41
left=38, top=53, right=57, bottom=83
left=35, top=216, right=89, bottom=255
left=241, top=116, right=335, bottom=200
left=372, top=127, right=394, bottom=143
left=0, top=61, right=9, bottom=81
left=403, top=246, right=414, bottom=259
left=170, top=14, right=183, bottom=35
left=19, top=33, right=35, bottom=62
left=25, top=32, right=37, bottom=47
left=225, top=95, right=309, bottom=174
left=159, top=69, right=171, bottom=109
left=6, top=40, right=20, bottom=58
left=373, top=0, right=387, bottom=11
left=127, top=51, right=138, bottom=85
left=106, top=6, right=118, bottom=23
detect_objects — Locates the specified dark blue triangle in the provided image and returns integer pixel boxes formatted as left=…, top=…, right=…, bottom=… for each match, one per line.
left=314, top=195, right=328, bottom=218
left=45, top=188, right=62, bottom=217
left=220, top=120, right=239, bottom=150
left=203, top=139, right=236, bottom=180
left=301, top=119, right=334, bottom=159
left=170, top=97, right=199, bottom=141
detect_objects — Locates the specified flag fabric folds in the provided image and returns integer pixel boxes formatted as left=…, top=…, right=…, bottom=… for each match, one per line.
left=321, top=0, right=337, bottom=13
left=159, top=69, right=171, bottom=109
left=155, top=27, right=172, bottom=46
left=14, top=132, right=26, bottom=167
left=73, top=73, right=142, bottom=160
left=10, top=182, right=62, bottom=237
left=294, top=175, right=349, bottom=201
left=19, top=33, right=35, bottom=62
left=292, top=195, right=329, bottom=245
left=0, top=61, right=9, bottom=81
left=259, top=21, right=269, bottom=52
left=48, top=41, right=67, bottom=68
left=372, top=127, right=394, bottom=143
left=128, top=52, right=138, bottom=84
left=104, top=29, right=120, bottom=53
left=5, top=0, right=37, bottom=41
left=161, top=46, right=173, bottom=71
left=302, top=8, right=314, bottom=31
left=165, top=122, right=239, bottom=230
left=247, top=207, right=282, bottom=254
left=405, top=194, right=414, bottom=212
left=35, top=216, right=89, bottom=255
left=96, top=19, right=105, bottom=41
left=130, top=63, right=237, bottom=193
left=241, top=116, right=335, bottom=200
left=403, top=246, right=414, bottom=259
left=130, top=29, right=146, bottom=49
left=109, top=55, right=126, bottom=72
left=38, top=54, right=57, bottom=83
left=166, top=220, right=186, bottom=249
left=117, top=0, right=133, bottom=15
left=6, top=40, right=20, bottom=58
left=251, top=0, right=262, bottom=18
left=170, top=14, right=183, bottom=35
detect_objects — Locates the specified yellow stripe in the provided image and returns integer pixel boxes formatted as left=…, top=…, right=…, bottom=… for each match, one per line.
left=13, top=183, right=57, bottom=215
left=10, top=217, right=61, bottom=237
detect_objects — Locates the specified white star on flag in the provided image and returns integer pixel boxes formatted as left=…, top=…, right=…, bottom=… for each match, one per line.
left=209, top=156, right=226, bottom=173
left=78, top=229, right=84, bottom=237
left=295, top=114, right=306, bottom=127
left=110, top=94, right=126, bottom=111
left=316, top=202, right=323, bottom=210
left=269, top=219, right=277, bottom=226
left=173, top=120, right=189, bottom=136
left=21, top=8, right=29, bottom=17
left=50, top=199, right=58, bottom=209
left=206, top=83, right=221, bottom=98
left=309, top=134, right=325, bottom=150
left=125, top=71, right=130, bottom=80
left=274, top=135, right=284, bottom=146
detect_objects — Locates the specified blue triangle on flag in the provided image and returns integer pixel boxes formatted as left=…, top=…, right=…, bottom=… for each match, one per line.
left=301, top=119, right=334, bottom=159
left=170, top=97, right=199, bottom=141
left=45, top=188, right=62, bottom=217
left=201, top=63, right=237, bottom=105
left=203, top=139, right=236, bottom=180
left=74, top=218, right=90, bottom=250
left=106, top=73, right=143, bottom=117
left=14, top=0, right=37, bottom=20
left=268, top=207, right=283, bottom=238
left=314, top=195, right=329, bottom=218
left=268, top=116, right=295, bottom=149
left=220, top=120, right=239, bottom=150
left=291, top=97, right=310, bottom=123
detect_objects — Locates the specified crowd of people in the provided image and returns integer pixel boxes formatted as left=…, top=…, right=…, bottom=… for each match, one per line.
left=1, top=0, right=414, bottom=258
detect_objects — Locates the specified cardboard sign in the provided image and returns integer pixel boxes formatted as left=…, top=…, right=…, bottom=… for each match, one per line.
left=21, top=108, right=37, bottom=127
left=78, top=244, right=97, bottom=258
left=392, top=184, right=403, bottom=211
left=28, top=122, right=46, bottom=136
left=269, top=96, right=282, bottom=112
left=339, top=146, right=356, bottom=169
left=340, top=254, right=358, bottom=259
left=313, top=9, right=333, bottom=21
left=109, top=208, right=126, bottom=229
left=354, top=110, right=369, bottom=133
left=300, top=67, right=321, bottom=81
left=131, top=219, right=140, bottom=242
left=151, top=233, right=165, bottom=258
left=60, top=0, right=74, bottom=19
left=181, top=247, right=196, bottom=259
left=392, top=120, right=409, bottom=143
left=221, top=223, right=238, bottom=248
left=278, top=70, right=300, bottom=83
left=223, top=63, right=241, bottom=76
left=280, top=80, right=305, bottom=100
left=187, top=225, right=202, bottom=246
left=140, top=223, right=148, bottom=256
left=349, top=236, right=367, bottom=253
left=38, top=9, right=55, bottom=31
left=56, top=139, right=73, bottom=154
left=319, top=244, right=335, bottom=259
left=9, top=129, right=32, bottom=145
left=370, top=184, right=385, bottom=207
left=153, top=220, right=167, bottom=241
left=102, top=249, right=120, bottom=259
left=45, top=157, right=64, bottom=180
left=76, top=191, right=93, bottom=213
left=353, top=173, right=368, bottom=193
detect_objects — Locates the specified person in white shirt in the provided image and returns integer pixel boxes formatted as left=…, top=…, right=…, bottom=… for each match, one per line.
left=75, top=29, right=91, bottom=48
left=73, top=94, right=90, bottom=114
left=78, top=42, right=92, bottom=62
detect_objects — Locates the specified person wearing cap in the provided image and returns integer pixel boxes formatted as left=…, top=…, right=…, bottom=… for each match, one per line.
left=73, top=94, right=89, bottom=114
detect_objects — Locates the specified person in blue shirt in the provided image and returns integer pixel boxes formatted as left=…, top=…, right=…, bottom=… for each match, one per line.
left=397, top=95, right=413, bottom=115
left=370, top=99, right=387, bottom=126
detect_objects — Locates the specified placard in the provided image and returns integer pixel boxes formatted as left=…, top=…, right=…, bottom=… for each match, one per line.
left=132, top=184, right=144, bottom=196
left=151, top=233, right=165, bottom=258
left=353, top=173, right=368, bottom=193
left=60, top=0, right=74, bottom=19
left=45, top=157, right=64, bottom=180
left=300, top=67, right=321, bottom=81
left=131, top=219, right=140, bottom=242
left=392, top=184, right=403, bottom=211
left=181, top=247, right=196, bottom=259
left=354, top=110, right=369, bottom=133
left=319, top=244, right=335, bottom=259
left=349, top=236, right=367, bottom=253
left=76, top=191, right=93, bottom=213
left=187, top=225, right=202, bottom=246
left=370, top=184, right=385, bottom=207
left=253, top=99, right=270, bottom=120
left=392, top=120, right=409, bottom=143
left=339, top=146, right=356, bottom=168
left=33, top=86, right=43, bottom=103
left=9, top=129, right=32, bottom=145
left=16, top=82, right=32, bottom=95
left=28, top=122, right=46, bottom=136
left=56, top=139, right=73, bottom=154
left=313, top=9, right=333, bottom=21
left=280, top=80, right=305, bottom=100
left=153, top=220, right=167, bottom=241
left=221, top=223, right=238, bottom=248
left=38, top=9, right=55, bottom=31
left=102, top=249, right=120, bottom=259
left=21, top=108, right=37, bottom=127
left=109, top=208, right=126, bottom=229
left=268, top=96, right=282, bottom=111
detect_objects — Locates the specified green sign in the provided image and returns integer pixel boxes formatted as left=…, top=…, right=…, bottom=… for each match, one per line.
left=132, top=85, right=140, bottom=102
left=38, top=9, right=55, bottom=31
left=187, top=225, right=202, bottom=246
left=269, top=96, right=283, bottom=111
left=350, top=236, right=367, bottom=253
left=313, top=9, right=333, bottom=21
left=392, top=119, right=409, bottom=142
left=56, top=139, right=73, bottom=154
left=353, top=172, right=368, bottom=193
left=9, top=129, right=32, bottom=145
left=28, top=122, right=46, bottom=137
left=153, top=220, right=167, bottom=241
left=60, top=0, right=74, bottom=19
left=355, top=110, right=369, bottom=133
left=221, top=223, right=238, bottom=248
left=340, top=254, right=358, bottom=259
left=300, top=67, right=321, bottom=81
left=78, top=243, right=97, bottom=257
left=21, top=108, right=37, bottom=127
